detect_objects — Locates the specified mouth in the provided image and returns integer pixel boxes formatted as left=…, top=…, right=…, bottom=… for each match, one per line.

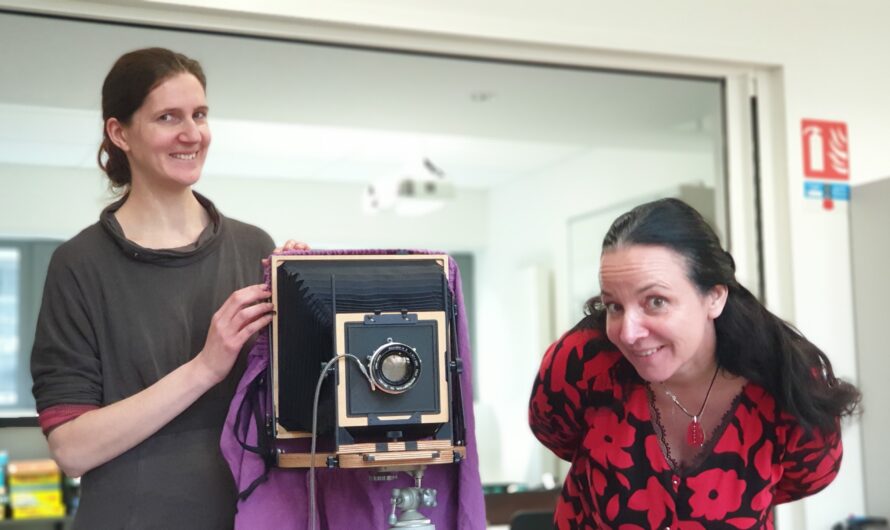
left=631, top=345, right=664, bottom=358
left=170, top=151, right=199, bottom=161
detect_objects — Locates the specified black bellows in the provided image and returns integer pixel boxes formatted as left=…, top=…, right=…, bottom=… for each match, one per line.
left=275, top=259, right=450, bottom=435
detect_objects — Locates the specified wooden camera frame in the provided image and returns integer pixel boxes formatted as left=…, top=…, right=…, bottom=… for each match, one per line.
left=270, top=254, right=466, bottom=469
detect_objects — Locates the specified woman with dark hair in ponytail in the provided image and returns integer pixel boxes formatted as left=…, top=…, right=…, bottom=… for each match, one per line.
left=30, top=48, right=303, bottom=529
left=529, top=198, right=859, bottom=529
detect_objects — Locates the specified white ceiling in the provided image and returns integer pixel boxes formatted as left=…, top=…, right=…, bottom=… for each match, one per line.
left=0, top=10, right=723, bottom=188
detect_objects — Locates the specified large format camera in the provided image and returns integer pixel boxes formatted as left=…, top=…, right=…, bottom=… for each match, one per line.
left=269, top=253, right=465, bottom=469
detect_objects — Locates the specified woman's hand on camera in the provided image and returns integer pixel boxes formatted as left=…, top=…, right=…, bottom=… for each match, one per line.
left=194, top=284, right=273, bottom=386
left=262, top=239, right=310, bottom=267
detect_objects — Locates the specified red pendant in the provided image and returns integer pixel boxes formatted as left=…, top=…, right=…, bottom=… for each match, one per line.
left=686, top=417, right=705, bottom=447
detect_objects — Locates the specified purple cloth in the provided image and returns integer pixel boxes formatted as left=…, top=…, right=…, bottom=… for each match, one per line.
left=221, top=249, right=486, bottom=529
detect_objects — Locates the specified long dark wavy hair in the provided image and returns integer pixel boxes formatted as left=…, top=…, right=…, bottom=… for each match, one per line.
left=585, top=198, right=860, bottom=433
left=97, top=47, right=206, bottom=191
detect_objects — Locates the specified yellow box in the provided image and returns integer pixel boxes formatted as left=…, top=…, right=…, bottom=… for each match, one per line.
left=7, top=459, right=59, bottom=475
left=8, top=460, right=61, bottom=488
left=12, top=503, right=66, bottom=519
left=11, top=489, right=63, bottom=507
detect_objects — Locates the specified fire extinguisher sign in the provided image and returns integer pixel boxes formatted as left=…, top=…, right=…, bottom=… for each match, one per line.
left=801, top=119, right=849, bottom=180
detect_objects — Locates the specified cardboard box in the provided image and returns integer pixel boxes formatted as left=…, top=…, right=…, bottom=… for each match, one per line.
left=7, top=459, right=65, bottom=520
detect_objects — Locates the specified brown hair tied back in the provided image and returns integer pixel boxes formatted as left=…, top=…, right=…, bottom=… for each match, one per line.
left=97, top=47, right=206, bottom=190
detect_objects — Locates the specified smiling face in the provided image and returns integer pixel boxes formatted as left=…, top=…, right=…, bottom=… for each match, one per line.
left=599, top=244, right=727, bottom=385
left=106, top=72, right=210, bottom=191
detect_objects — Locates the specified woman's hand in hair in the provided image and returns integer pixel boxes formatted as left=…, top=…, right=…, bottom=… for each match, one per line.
left=193, top=284, right=273, bottom=386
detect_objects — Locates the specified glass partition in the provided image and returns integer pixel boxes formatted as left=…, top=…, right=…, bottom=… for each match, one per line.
left=0, top=12, right=731, bottom=487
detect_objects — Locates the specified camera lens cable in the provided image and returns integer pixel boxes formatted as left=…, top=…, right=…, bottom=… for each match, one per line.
left=309, top=354, right=377, bottom=530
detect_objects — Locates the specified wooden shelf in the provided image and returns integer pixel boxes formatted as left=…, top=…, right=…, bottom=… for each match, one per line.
left=484, top=489, right=559, bottom=526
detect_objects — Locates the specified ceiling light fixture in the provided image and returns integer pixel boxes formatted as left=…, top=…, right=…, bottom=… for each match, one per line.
left=469, top=91, right=495, bottom=103
left=363, top=158, right=455, bottom=217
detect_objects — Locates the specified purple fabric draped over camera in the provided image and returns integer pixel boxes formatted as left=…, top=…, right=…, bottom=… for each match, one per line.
left=220, top=249, right=486, bottom=529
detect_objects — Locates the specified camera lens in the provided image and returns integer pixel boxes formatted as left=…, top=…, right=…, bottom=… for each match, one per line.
left=380, top=353, right=410, bottom=384
left=368, top=341, right=421, bottom=394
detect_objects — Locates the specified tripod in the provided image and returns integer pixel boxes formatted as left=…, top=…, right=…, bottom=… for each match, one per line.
left=387, top=467, right=437, bottom=530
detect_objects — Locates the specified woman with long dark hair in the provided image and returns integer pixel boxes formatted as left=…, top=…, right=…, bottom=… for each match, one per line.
left=529, top=198, right=859, bottom=528
left=30, top=47, right=302, bottom=529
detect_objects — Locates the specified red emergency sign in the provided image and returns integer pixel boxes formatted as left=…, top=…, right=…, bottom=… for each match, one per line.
left=802, top=119, right=849, bottom=180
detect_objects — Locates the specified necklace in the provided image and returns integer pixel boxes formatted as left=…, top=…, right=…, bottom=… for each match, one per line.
left=660, top=365, right=720, bottom=447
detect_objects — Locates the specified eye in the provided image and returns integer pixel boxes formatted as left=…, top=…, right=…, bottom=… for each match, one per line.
left=158, top=113, right=175, bottom=123
left=646, top=296, right=668, bottom=311
left=194, top=110, right=208, bottom=120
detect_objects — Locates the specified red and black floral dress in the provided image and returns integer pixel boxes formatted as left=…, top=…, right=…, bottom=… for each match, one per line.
left=529, top=325, right=842, bottom=530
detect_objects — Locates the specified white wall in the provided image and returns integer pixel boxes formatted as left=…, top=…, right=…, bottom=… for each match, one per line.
left=0, top=165, right=108, bottom=239
left=0, top=164, right=489, bottom=251
left=476, top=145, right=715, bottom=484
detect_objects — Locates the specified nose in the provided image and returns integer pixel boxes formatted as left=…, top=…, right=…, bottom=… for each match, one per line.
left=178, top=118, right=202, bottom=143
left=617, top=311, right=649, bottom=345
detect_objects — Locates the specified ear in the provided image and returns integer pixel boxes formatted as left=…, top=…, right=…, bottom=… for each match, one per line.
left=706, top=284, right=728, bottom=319
left=106, top=118, right=130, bottom=153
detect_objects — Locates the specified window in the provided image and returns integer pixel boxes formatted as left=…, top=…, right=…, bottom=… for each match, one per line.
left=0, top=240, right=61, bottom=418
left=0, top=248, right=20, bottom=406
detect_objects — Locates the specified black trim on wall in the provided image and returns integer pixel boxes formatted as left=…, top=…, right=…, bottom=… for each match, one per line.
left=0, top=415, right=38, bottom=428
left=750, top=95, right=766, bottom=303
